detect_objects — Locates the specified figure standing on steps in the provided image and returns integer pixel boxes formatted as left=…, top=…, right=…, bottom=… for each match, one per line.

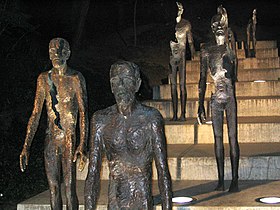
left=169, top=2, right=195, bottom=121
left=85, top=61, right=172, bottom=210
left=197, top=10, right=240, bottom=192
left=20, top=38, right=88, bottom=210
left=246, top=9, right=257, bottom=57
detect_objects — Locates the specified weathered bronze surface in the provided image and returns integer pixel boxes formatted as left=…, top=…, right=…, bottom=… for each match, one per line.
left=85, top=61, right=172, bottom=209
left=20, top=38, right=88, bottom=210
left=197, top=9, right=240, bottom=192
left=169, top=2, right=195, bottom=121
left=246, top=9, right=257, bottom=57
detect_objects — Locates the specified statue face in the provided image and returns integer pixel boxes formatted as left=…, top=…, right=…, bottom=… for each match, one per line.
left=110, top=64, right=141, bottom=107
left=49, top=38, right=70, bottom=69
left=176, top=2, right=184, bottom=16
left=211, top=15, right=226, bottom=37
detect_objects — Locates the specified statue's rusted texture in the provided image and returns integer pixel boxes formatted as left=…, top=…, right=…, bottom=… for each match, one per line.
left=246, top=9, right=257, bottom=57
left=20, top=38, right=88, bottom=210
left=197, top=10, right=240, bottom=192
left=85, top=61, right=172, bottom=209
left=169, top=2, right=195, bottom=121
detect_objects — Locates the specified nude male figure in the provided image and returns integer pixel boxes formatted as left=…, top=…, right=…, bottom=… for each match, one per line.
left=20, top=38, right=88, bottom=210
left=170, top=2, right=195, bottom=121
left=84, top=61, right=172, bottom=209
left=197, top=12, right=240, bottom=192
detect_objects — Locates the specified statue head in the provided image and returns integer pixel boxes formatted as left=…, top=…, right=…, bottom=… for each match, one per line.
left=217, top=5, right=228, bottom=28
left=110, top=61, right=141, bottom=110
left=253, top=8, right=257, bottom=16
left=49, top=38, right=70, bottom=70
left=176, top=2, right=184, bottom=23
left=211, top=14, right=226, bottom=45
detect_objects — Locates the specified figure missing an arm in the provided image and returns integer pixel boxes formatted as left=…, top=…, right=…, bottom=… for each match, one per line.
left=170, top=2, right=195, bottom=121
left=20, top=38, right=88, bottom=210
left=246, top=9, right=257, bottom=57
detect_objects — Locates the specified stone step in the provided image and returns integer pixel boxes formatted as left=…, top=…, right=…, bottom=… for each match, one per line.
left=76, top=140, right=280, bottom=181
left=155, top=81, right=280, bottom=100
left=17, top=180, right=280, bottom=210
left=172, top=67, right=280, bottom=85
left=237, top=48, right=278, bottom=59
left=161, top=117, right=280, bottom=145
left=144, top=97, right=280, bottom=119
left=237, top=40, right=277, bottom=49
left=185, top=57, right=280, bottom=72
left=194, top=48, right=278, bottom=60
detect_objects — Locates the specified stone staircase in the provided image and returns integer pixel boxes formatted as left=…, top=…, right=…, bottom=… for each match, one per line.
left=17, top=40, right=280, bottom=209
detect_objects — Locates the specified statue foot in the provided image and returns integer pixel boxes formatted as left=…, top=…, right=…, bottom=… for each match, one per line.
left=228, top=180, right=239, bottom=193
left=214, top=182, right=225, bottom=191
left=171, top=116, right=178, bottom=121
left=179, top=115, right=186, bottom=121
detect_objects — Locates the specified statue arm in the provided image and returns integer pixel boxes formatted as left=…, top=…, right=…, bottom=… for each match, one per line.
left=74, top=73, right=89, bottom=170
left=152, top=112, right=172, bottom=210
left=228, top=28, right=238, bottom=82
left=84, top=115, right=102, bottom=210
left=197, top=47, right=208, bottom=124
left=187, top=27, right=195, bottom=60
left=20, top=74, right=45, bottom=171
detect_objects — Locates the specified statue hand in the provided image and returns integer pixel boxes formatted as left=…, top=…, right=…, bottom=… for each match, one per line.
left=20, top=147, right=29, bottom=172
left=73, top=146, right=87, bottom=172
left=197, top=106, right=206, bottom=125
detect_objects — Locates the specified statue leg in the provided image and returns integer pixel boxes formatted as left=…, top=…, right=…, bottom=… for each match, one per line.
left=44, top=138, right=62, bottom=210
left=179, top=60, right=186, bottom=121
left=246, top=25, right=251, bottom=57
left=170, top=65, right=178, bottom=121
left=252, top=25, right=257, bottom=57
left=226, top=97, right=240, bottom=192
left=62, top=131, right=79, bottom=210
left=211, top=101, right=225, bottom=191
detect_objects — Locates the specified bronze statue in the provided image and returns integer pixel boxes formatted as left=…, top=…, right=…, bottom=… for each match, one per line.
left=246, top=9, right=257, bottom=57
left=84, top=61, right=172, bottom=209
left=197, top=11, right=240, bottom=192
left=169, top=2, right=195, bottom=121
left=20, top=38, right=88, bottom=210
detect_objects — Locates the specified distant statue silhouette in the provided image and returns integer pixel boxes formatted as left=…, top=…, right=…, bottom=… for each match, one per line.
left=169, top=2, right=195, bottom=121
left=246, top=9, right=257, bottom=57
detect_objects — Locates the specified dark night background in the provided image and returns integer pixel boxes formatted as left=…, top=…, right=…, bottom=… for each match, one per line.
left=1, top=0, right=280, bottom=209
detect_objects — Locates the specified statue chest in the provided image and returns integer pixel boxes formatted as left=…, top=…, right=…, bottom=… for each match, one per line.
left=103, top=115, right=152, bottom=155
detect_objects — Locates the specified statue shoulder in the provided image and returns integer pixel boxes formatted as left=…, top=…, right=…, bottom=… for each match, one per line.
left=140, top=104, right=164, bottom=123
left=91, top=105, right=117, bottom=124
left=176, top=18, right=191, bottom=31
left=37, top=71, right=49, bottom=83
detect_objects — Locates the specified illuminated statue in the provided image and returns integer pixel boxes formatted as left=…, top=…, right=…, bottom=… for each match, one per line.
left=197, top=11, right=240, bottom=192
left=85, top=61, right=172, bottom=209
left=246, top=9, right=257, bottom=57
left=169, top=2, right=195, bottom=121
left=20, top=38, right=88, bottom=210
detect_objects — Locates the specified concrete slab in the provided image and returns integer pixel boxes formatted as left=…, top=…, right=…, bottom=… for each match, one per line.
left=186, top=57, right=280, bottom=72
left=17, top=180, right=280, bottom=210
left=237, top=48, right=278, bottom=59
left=157, top=81, right=280, bottom=100
left=144, top=97, right=280, bottom=118
left=172, top=68, right=280, bottom=84
left=76, top=143, right=280, bottom=181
